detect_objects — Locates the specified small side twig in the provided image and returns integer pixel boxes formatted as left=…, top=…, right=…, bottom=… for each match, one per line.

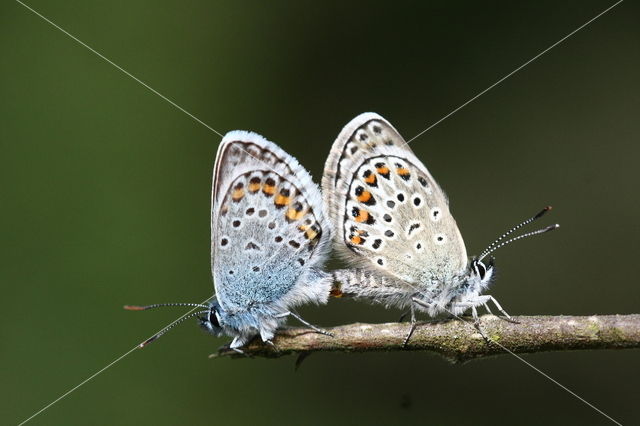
left=210, top=314, right=640, bottom=363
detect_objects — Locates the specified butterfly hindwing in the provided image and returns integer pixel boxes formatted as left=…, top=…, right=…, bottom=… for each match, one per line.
left=212, top=131, right=331, bottom=312
left=322, top=113, right=468, bottom=287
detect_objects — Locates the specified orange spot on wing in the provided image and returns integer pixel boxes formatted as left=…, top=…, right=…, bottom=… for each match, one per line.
left=263, top=184, right=276, bottom=196
left=397, top=167, right=410, bottom=176
left=354, top=209, right=369, bottom=223
left=357, top=190, right=372, bottom=203
left=350, top=235, right=362, bottom=244
left=376, top=165, right=390, bottom=175
left=248, top=177, right=261, bottom=193
left=305, top=228, right=318, bottom=240
left=232, top=188, right=244, bottom=201
left=286, top=208, right=305, bottom=221
left=364, top=173, right=377, bottom=185
left=274, top=195, right=291, bottom=207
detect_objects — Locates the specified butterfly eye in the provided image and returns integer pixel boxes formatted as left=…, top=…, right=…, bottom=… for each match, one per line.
left=475, top=261, right=487, bottom=280
left=209, top=310, right=220, bottom=328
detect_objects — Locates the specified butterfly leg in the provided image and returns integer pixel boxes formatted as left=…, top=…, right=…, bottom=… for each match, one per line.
left=404, top=297, right=438, bottom=347
left=471, top=305, right=481, bottom=326
left=483, top=302, right=494, bottom=315
left=260, top=329, right=277, bottom=346
left=470, top=308, right=493, bottom=344
left=402, top=304, right=417, bottom=348
left=447, top=301, right=493, bottom=343
left=225, top=337, right=251, bottom=356
left=487, top=295, right=519, bottom=323
left=275, top=311, right=334, bottom=337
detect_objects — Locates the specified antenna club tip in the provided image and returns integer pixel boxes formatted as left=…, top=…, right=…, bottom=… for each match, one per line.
left=140, top=336, right=157, bottom=347
left=544, top=224, right=560, bottom=232
left=534, top=206, right=554, bottom=219
left=124, top=305, right=146, bottom=311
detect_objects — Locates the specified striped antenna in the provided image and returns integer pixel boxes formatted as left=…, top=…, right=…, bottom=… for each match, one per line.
left=124, top=302, right=209, bottom=311
left=478, top=224, right=559, bottom=262
left=136, top=310, right=211, bottom=348
left=478, top=206, right=555, bottom=260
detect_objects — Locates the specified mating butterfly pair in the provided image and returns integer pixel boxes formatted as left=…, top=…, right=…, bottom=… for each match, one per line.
left=126, top=113, right=557, bottom=350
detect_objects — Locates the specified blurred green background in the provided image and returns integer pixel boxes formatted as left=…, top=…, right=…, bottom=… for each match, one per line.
left=1, top=1, right=638, bottom=425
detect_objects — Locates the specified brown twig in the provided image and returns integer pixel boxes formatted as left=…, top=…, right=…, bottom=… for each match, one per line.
left=210, top=314, right=640, bottom=363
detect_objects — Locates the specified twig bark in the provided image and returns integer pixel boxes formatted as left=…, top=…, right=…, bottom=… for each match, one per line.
left=211, top=314, right=640, bottom=363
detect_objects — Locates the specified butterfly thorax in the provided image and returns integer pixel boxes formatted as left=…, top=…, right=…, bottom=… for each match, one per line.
left=417, top=257, right=494, bottom=316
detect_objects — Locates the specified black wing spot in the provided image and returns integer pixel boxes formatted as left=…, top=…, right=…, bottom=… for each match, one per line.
left=413, top=197, right=421, bottom=206
left=275, top=236, right=283, bottom=242
left=245, top=242, right=260, bottom=250
left=246, top=208, right=255, bottom=216
left=221, top=238, right=228, bottom=246
left=386, top=200, right=396, bottom=209
left=252, top=266, right=260, bottom=272
left=297, top=258, right=305, bottom=266
left=385, top=230, right=395, bottom=238
left=289, top=240, right=301, bottom=249
left=233, top=220, right=241, bottom=227
left=372, top=239, right=382, bottom=249
left=408, top=223, right=421, bottom=235
left=383, top=214, right=392, bottom=223
left=418, top=176, right=428, bottom=187
left=259, top=209, right=268, bottom=217
left=397, top=193, right=405, bottom=202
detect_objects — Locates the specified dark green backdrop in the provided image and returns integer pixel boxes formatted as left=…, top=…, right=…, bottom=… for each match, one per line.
left=2, top=1, right=638, bottom=425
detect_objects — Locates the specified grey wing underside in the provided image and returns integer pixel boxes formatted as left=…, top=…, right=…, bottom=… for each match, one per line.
left=211, top=131, right=332, bottom=312
left=322, top=113, right=468, bottom=287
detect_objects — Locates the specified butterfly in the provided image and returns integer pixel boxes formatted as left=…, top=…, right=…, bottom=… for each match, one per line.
left=322, top=113, right=558, bottom=344
left=126, top=131, right=333, bottom=351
